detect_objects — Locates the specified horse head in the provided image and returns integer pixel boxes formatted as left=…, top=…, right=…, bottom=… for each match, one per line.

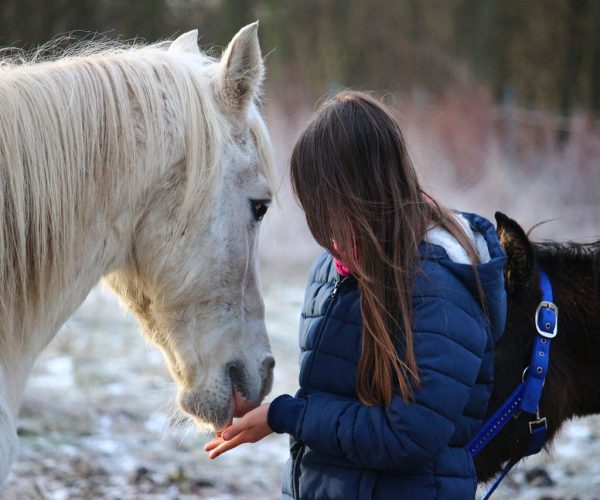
left=105, top=24, right=275, bottom=432
left=476, top=211, right=600, bottom=482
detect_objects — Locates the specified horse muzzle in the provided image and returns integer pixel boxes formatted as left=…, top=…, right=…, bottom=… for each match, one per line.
left=178, top=355, right=275, bottom=430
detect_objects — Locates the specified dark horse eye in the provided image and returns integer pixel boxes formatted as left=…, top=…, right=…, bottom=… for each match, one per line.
left=250, top=199, right=270, bottom=221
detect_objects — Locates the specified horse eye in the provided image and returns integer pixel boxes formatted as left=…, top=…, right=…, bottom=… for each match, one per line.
left=250, top=199, right=270, bottom=222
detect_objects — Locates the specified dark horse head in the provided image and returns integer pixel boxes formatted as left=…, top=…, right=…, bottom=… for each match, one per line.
left=476, top=212, right=600, bottom=483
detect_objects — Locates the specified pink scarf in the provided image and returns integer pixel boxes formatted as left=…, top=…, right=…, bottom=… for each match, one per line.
left=333, top=241, right=351, bottom=277
left=334, top=257, right=351, bottom=277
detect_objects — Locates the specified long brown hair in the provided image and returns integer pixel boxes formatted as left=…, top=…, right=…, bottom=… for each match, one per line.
left=290, top=91, right=482, bottom=406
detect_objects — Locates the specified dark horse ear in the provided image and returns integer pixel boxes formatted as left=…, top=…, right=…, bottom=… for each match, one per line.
left=495, top=211, right=535, bottom=287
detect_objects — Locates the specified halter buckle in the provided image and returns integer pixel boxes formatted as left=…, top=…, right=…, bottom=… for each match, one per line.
left=535, top=301, right=558, bottom=338
left=529, top=416, right=547, bottom=434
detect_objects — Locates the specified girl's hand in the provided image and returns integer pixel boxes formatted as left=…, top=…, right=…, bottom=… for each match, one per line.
left=204, top=403, right=272, bottom=459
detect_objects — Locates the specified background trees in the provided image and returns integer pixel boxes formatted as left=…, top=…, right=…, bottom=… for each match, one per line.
left=1, top=0, right=598, bottom=116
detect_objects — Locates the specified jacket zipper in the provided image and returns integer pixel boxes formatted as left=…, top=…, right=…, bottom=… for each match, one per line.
left=302, top=277, right=346, bottom=389
left=293, top=276, right=347, bottom=499
left=330, top=279, right=342, bottom=299
left=292, top=443, right=305, bottom=499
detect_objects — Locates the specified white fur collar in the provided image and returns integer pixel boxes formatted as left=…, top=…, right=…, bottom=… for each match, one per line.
left=426, top=213, right=491, bottom=264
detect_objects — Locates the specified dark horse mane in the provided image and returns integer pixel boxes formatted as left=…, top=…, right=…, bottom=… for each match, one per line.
left=535, top=240, right=600, bottom=324
left=475, top=213, right=600, bottom=483
left=535, top=239, right=600, bottom=271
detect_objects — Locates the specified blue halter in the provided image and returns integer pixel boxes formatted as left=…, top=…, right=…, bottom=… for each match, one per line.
left=468, top=268, right=558, bottom=499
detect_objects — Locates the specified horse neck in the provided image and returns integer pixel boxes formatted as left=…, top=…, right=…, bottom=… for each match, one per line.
left=1, top=53, right=180, bottom=345
left=1, top=179, right=152, bottom=415
left=0, top=134, right=174, bottom=417
left=536, top=241, right=600, bottom=415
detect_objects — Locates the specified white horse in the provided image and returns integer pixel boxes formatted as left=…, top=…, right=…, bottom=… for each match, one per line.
left=0, top=23, right=275, bottom=482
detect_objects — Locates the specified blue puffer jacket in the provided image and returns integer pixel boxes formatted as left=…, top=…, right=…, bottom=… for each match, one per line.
left=267, top=213, right=507, bottom=499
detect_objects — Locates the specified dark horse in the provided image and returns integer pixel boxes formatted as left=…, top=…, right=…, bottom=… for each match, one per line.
left=475, top=212, right=600, bottom=482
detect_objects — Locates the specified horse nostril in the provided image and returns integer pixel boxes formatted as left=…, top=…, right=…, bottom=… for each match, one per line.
left=259, top=356, right=275, bottom=400
left=261, top=356, right=275, bottom=373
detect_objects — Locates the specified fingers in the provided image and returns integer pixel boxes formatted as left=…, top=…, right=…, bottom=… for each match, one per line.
left=204, top=430, right=223, bottom=450
left=203, top=405, right=272, bottom=459
left=203, top=436, right=223, bottom=452
left=221, top=420, right=246, bottom=441
left=208, top=432, right=247, bottom=459
left=204, top=421, right=244, bottom=449
left=203, top=421, right=247, bottom=455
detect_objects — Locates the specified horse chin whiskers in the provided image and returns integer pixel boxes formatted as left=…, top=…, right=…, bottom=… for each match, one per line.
left=177, top=386, right=234, bottom=431
left=190, top=415, right=227, bottom=435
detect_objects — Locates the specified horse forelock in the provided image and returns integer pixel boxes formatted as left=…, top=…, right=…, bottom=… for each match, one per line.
left=0, top=39, right=231, bottom=349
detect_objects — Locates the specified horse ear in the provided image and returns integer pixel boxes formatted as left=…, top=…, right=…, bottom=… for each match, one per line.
left=216, top=22, right=264, bottom=117
left=495, top=211, right=534, bottom=286
left=169, top=30, right=200, bottom=55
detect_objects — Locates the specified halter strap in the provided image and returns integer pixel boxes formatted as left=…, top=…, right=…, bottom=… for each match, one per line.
left=468, top=268, right=558, bottom=497
left=521, top=269, right=557, bottom=413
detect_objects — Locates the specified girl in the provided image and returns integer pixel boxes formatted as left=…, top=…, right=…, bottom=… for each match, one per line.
left=204, top=91, right=507, bottom=499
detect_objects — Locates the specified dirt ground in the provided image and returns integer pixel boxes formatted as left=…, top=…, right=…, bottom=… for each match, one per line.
left=2, top=278, right=600, bottom=499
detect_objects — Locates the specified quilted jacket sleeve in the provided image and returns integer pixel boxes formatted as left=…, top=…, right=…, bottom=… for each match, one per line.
left=268, top=295, right=489, bottom=472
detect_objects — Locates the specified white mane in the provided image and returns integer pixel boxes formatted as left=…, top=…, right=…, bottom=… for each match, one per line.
left=0, top=40, right=271, bottom=350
